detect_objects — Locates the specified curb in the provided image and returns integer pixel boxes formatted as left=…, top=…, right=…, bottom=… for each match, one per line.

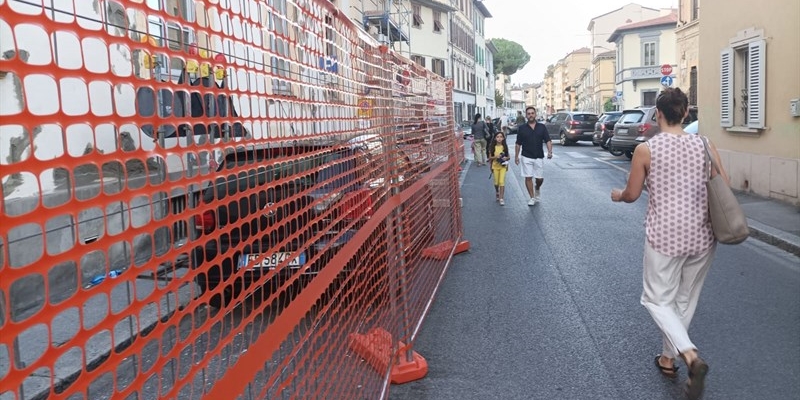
left=746, top=218, right=800, bottom=257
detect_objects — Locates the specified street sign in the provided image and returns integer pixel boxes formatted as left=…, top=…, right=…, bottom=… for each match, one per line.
left=661, top=64, right=673, bottom=76
left=357, top=98, right=373, bottom=117
left=660, top=76, right=674, bottom=87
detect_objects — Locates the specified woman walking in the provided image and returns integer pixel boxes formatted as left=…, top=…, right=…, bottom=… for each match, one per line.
left=488, top=131, right=510, bottom=205
left=610, top=88, right=729, bottom=400
left=470, top=113, right=488, bottom=166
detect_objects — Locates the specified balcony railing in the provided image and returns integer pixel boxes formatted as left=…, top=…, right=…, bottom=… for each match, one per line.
left=615, top=65, right=675, bottom=84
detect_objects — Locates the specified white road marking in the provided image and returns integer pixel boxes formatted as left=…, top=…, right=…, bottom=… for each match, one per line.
left=564, top=152, right=588, bottom=158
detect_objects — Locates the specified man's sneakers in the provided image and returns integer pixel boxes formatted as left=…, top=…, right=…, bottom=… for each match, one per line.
left=499, top=199, right=505, bottom=206
left=527, top=197, right=536, bottom=206
left=534, top=190, right=541, bottom=201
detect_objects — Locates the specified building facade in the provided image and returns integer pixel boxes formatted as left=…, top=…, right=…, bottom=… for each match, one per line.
left=675, top=0, right=700, bottom=105
left=699, top=0, right=800, bottom=205
left=587, top=3, right=661, bottom=113
left=473, top=0, right=492, bottom=119
left=407, top=0, right=455, bottom=80
left=592, top=51, right=617, bottom=111
left=486, top=40, right=497, bottom=117
left=608, top=12, right=678, bottom=109
left=450, top=0, right=475, bottom=123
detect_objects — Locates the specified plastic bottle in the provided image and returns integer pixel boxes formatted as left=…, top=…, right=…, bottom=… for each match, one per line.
left=86, top=269, right=124, bottom=288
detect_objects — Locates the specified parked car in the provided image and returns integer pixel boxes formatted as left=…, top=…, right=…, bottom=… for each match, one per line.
left=610, top=106, right=699, bottom=159
left=592, top=111, right=623, bottom=148
left=190, top=134, right=432, bottom=308
left=684, top=120, right=699, bottom=134
left=608, top=107, right=658, bottom=159
left=544, top=111, right=599, bottom=145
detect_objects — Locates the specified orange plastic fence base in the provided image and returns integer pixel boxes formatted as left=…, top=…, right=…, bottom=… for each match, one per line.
left=349, top=328, right=429, bottom=384
left=421, top=240, right=469, bottom=260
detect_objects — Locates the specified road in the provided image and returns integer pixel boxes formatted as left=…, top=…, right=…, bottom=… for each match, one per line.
left=389, top=138, right=800, bottom=400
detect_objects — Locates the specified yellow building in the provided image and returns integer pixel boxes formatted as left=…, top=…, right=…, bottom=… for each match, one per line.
left=699, top=0, right=800, bottom=205
left=592, top=51, right=617, bottom=111
left=675, top=0, right=699, bottom=105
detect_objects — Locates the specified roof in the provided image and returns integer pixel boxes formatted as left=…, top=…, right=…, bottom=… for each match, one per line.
left=593, top=49, right=616, bottom=62
left=474, top=0, right=492, bottom=18
left=608, top=12, right=677, bottom=42
left=587, top=3, right=660, bottom=30
left=413, top=0, right=457, bottom=13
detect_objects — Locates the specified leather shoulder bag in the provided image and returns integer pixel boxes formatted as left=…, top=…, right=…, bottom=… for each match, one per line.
left=701, top=137, right=750, bottom=244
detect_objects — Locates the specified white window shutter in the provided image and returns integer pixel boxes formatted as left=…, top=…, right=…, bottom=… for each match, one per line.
left=747, top=39, right=766, bottom=129
left=720, top=48, right=734, bottom=128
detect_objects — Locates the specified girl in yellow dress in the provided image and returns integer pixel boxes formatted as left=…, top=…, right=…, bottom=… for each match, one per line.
left=488, top=132, right=511, bottom=205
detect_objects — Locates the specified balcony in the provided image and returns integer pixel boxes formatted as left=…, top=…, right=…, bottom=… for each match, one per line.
left=615, top=65, right=675, bottom=85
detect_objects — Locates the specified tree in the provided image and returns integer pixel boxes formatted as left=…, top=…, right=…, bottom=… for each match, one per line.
left=604, top=98, right=615, bottom=112
left=490, top=39, right=530, bottom=76
left=495, top=89, right=504, bottom=107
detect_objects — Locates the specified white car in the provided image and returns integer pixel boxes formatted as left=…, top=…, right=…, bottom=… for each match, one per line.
left=684, top=120, right=699, bottom=135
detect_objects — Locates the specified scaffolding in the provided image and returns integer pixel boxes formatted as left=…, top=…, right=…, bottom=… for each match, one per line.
left=361, top=0, right=411, bottom=46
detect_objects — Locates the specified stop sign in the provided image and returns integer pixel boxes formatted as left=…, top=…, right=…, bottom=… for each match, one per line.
left=661, top=64, right=673, bottom=76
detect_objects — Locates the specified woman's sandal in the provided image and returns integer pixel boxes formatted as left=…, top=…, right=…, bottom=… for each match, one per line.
left=686, top=358, right=709, bottom=400
left=654, top=355, right=679, bottom=378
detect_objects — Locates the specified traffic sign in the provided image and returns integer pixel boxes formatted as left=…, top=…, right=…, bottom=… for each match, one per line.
left=660, top=76, right=674, bottom=87
left=661, top=64, right=673, bottom=76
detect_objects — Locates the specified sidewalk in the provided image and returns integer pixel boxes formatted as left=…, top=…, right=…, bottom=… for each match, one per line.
left=735, top=191, right=800, bottom=256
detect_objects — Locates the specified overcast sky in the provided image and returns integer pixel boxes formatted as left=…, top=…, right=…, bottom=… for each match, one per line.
left=484, top=0, right=677, bottom=84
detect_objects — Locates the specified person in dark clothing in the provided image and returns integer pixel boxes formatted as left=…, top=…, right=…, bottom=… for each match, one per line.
left=485, top=116, right=496, bottom=159
left=514, top=106, right=552, bottom=206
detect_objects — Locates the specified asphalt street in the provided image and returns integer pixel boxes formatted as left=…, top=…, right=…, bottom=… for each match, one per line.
left=389, top=137, right=800, bottom=400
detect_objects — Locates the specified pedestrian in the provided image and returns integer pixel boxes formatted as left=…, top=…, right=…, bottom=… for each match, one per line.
left=488, top=131, right=510, bottom=205
left=485, top=116, right=496, bottom=160
left=470, top=113, right=488, bottom=166
left=514, top=110, right=525, bottom=126
left=514, top=106, right=552, bottom=206
left=610, top=87, right=726, bottom=400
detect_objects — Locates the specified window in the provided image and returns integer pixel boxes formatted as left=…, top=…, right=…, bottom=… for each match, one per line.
left=643, top=42, right=657, bottom=66
left=720, top=38, right=766, bottom=129
left=433, top=11, right=443, bottom=33
left=431, top=58, right=445, bottom=77
left=689, top=66, right=697, bottom=106
left=411, top=55, right=425, bottom=69
left=691, top=0, right=699, bottom=21
left=642, top=90, right=658, bottom=107
left=412, top=5, right=422, bottom=28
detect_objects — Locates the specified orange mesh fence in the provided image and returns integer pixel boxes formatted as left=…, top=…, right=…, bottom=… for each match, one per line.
left=0, top=0, right=465, bottom=399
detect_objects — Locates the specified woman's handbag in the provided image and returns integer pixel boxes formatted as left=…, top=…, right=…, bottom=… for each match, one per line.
left=701, top=137, right=750, bottom=244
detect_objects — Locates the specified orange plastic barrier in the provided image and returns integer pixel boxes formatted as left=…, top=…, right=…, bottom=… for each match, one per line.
left=0, top=1, right=464, bottom=399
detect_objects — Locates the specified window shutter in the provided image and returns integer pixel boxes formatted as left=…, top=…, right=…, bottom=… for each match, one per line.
left=747, top=39, right=766, bottom=129
left=719, top=48, right=734, bottom=128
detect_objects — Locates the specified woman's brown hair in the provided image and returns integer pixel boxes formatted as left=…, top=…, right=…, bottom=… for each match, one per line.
left=656, top=87, right=689, bottom=126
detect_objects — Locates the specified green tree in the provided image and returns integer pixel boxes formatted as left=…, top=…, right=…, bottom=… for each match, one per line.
left=490, top=39, right=531, bottom=76
left=495, top=89, right=504, bottom=107
left=604, top=98, right=615, bottom=112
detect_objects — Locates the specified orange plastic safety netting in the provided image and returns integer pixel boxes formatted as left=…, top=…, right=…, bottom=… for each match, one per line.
left=0, top=0, right=465, bottom=399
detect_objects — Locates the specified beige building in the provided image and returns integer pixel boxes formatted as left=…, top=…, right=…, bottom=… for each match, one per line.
left=699, top=0, right=800, bottom=205
left=587, top=3, right=661, bottom=61
left=592, top=51, right=617, bottom=111
left=543, top=65, right=555, bottom=115
left=587, top=3, right=661, bottom=112
left=547, top=48, right=591, bottom=111
left=608, top=12, right=678, bottom=109
left=675, top=0, right=700, bottom=105
left=560, top=48, right=591, bottom=111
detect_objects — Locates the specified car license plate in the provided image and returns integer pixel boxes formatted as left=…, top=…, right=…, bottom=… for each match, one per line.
left=617, top=128, right=628, bottom=134
left=238, top=252, right=306, bottom=270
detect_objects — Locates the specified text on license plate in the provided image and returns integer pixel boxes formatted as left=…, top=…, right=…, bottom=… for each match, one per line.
left=238, top=252, right=306, bottom=270
left=617, top=129, right=628, bottom=134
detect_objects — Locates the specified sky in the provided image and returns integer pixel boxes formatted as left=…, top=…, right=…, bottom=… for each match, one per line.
left=484, top=0, right=677, bottom=84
